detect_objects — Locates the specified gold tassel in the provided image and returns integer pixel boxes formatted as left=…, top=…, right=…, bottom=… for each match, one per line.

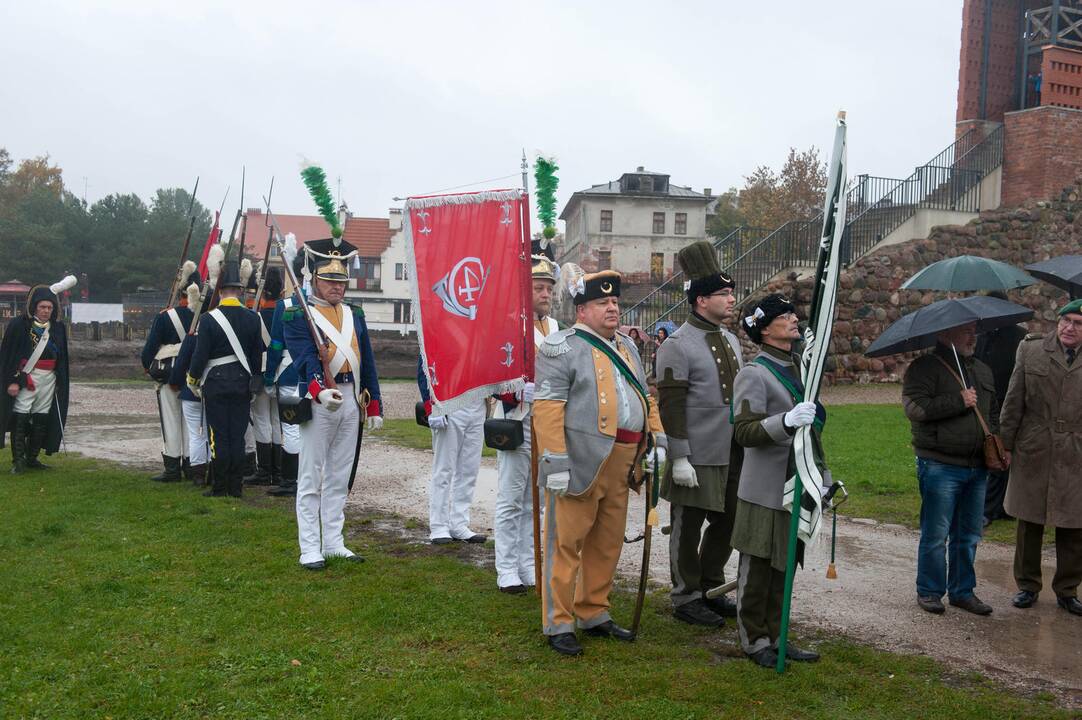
left=647, top=508, right=658, bottom=527
left=826, top=563, right=837, bottom=579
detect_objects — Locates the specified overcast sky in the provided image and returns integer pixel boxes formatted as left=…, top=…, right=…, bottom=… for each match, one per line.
left=2, top=0, right=963, bottom=225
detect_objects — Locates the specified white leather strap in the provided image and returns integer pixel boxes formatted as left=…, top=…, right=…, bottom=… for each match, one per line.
left=23, top=324, right=50, bottom=375
left=207, top=308, right=251, bottom=376
left=166, top=308, right=186, bottom=341
left=200, top=355, right=238, bottom=384
left=310, top=307, right=359, bottom=380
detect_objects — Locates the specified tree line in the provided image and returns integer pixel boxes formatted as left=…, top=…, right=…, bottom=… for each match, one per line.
left=0, top=148, right=212, bottom=303
left=708, top=146, right=828, bottom=240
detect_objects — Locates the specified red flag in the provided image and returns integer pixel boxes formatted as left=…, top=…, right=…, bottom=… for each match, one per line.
left=406, top=190, right=531, bottom=414
left=197, top=211, right=222, bottom=279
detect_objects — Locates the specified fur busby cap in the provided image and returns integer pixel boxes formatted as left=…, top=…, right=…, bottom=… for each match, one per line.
left=219, top=259, right=244, bottom=289
left=741, top=293, right=796, bottom=344
left=561, top=263, right=621, bottom=306
left=677, top=241, right=734, bottom=303
left=263, top=268, right=284, bottom=300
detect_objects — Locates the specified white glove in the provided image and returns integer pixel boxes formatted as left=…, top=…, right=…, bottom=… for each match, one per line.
left=366, top=415, right=383, bottom=431
left=520, top=381, right=535, bottom=404
left=429, top=415, right=448, bottom=431
left=672, top=456, right=698, bottom=488
left=644, top=446, right=666, bottom=474
left=784, top=401, right=817, bottom=429
left=546, top=470, right=570, bottom=496
left=318, top=388, right=344, bottom=412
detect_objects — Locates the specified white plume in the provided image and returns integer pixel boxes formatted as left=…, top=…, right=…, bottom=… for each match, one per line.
left=49, top=274, right=77, bottom=295
left=185, top=282, right=200, bottom=308
left=207, top=243, right=225, bottom=284
left=560, top=263, right=586, bottom=300
left=240, top=258, right=253, bottom=287
left=176, top=260, right=196, bottom=286
left=281, top=232, right=298, bottom=268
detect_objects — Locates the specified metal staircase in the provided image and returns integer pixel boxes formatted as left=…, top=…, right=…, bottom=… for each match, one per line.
left=621, top=125, right=1005, bottom=349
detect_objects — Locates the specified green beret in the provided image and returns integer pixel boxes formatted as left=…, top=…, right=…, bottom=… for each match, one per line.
left=1058, top=299, right=1082, bottom=317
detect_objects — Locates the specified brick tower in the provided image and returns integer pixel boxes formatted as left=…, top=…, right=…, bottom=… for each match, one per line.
left=958, top=1, right=1082, bottom=205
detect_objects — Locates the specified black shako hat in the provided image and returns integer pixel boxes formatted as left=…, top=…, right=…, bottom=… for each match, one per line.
left=305, top=237, right=358, bottom=282
left=219, top=260, right=244, bottom=289
left=741, top=293, right=797, bottom=344
left=573, top=270, right=621, bottom=306
left=677, top=240, right=734, bottom=304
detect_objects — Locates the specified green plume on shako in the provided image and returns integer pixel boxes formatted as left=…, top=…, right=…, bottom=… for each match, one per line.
left=300, top=164, right=343, bottom=240
left=534, top=154, right=559, bottom=240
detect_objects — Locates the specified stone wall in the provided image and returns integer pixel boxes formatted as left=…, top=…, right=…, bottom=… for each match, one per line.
left=738, top=178, right=1082, bottom=384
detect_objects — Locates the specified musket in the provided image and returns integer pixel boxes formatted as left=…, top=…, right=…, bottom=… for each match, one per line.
left=235, top=166, right=247, bottom=261
left=262, top=195, right=337, bottom=393
left=252, top=177, right=276, bottom=306
left=165, top=177, right=200, bottom=308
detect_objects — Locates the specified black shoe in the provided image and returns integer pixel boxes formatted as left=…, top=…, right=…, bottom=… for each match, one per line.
left=267, top=481, right=297, bottom=497
left=336, top=554, right=365, bottom=563
left=431, top=537, right=453, bottom=545
left=1057, top=596, right=1082, bottom=616
left=499, top=584, right=527, bottom=595
left=547, top=632, right=583, bottom=656
left=674, top=599, right=725, bottom=627
left=455, top=533, right=487, bottom=544
left=917, top=595, right=945, bottom=614
left=202, top=489, right=227, bottom=497
left=785, top=644, right=820, bottom=662
left=748, top=647, right=778, bottom=668
left=25, top=458, right=50, bottom=470
left=583, top=620, right=634, bottom=642
left=247, top=443, right=275, bottom=485
left=302, top=560, right=326, bottom=571
left=1012, top=590, right=1038, bottom=608
left=949, top=594, right=993, bottom=616
left=703, top=594, right=738, bottom=618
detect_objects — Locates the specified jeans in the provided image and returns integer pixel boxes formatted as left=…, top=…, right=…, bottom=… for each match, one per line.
left=916, top=457, right=987, bottom=600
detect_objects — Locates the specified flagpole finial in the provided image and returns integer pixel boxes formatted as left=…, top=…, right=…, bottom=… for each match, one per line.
left=837, top=110, right=847, bottom=121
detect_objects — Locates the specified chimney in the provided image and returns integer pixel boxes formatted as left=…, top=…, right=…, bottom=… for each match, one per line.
left=636, top=166, right=645, bottom=172
left=703, top=187, right=712, bottom=197
left=389, top=207, right=403, bottom=231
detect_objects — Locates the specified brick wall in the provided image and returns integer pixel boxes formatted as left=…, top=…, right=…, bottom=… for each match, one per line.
left=956, top=1, right=1037, bottom=125
left=1003, top=105, right=1082, bottom=206
left=1040, top=44, right=1082, bottom=109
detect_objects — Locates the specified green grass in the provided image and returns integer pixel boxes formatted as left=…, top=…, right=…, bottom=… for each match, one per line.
left=823, top=404, right=1038, bottom=545
left=375, top=418, right=495, bottom=457
left=0, top=456, right=1071, bottom=718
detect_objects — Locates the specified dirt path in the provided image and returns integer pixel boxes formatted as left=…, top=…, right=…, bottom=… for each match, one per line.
left=62, top=382, right=1081, bottom=706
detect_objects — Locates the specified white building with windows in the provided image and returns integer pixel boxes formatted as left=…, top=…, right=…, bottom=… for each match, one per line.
left=558, top=167, right=713, bottom=286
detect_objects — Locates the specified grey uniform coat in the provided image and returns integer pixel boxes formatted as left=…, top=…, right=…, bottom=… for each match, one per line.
left=533, top=326, right=665, bottom=497
left=656, top=313, right=743, bottom=510
left=1000, top=333, right=1082, bottom=528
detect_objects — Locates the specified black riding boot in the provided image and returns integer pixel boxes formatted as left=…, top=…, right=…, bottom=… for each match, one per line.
left=151, top=454, right=183, bottom=482
left=268, top=451, right=298, bottom=497
left=10, top=413, right=29, bottom=474
left=181, top=456, right=192, bottom=482
left=242, top=451, right=258, bottom=483
left=248, top=442, right=274, bottom=485
left=270, top=443, right=282, bottom=486
left=25, top=413, right=50, bottom=470
left=204, top=456, right=230, bottom=497
left=188, top=463, right=207, bottom=487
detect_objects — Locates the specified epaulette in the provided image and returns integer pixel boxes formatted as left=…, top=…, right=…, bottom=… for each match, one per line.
left=540, top=328, right=576, bottom=357
left=1024, top=332, right=1044, bottom=341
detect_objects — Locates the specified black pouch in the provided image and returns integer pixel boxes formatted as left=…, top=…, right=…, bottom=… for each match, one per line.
left=279, top=398, right=313, bottom=425
left=415, top=401, right=430, bottom=428
left=148, top=357, right=173, bottom=382
left=484, top=418, right=524, bottom=451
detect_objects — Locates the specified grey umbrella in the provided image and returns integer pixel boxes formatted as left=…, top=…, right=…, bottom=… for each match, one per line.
left=865, top=295, right=1034, bottom=358
left=901, top=255, right=1036, bottom=292
left=1024, top=255, right=1082, bottom=299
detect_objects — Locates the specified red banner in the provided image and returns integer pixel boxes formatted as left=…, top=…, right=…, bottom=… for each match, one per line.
left=406, top=190, right=532, bottom=414
left=196, top=211, right=222, bottom=279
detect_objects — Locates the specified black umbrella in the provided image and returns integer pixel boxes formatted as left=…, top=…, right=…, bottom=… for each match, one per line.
left=1024, top=255, right=1082, bottom=299
left=865, top=296, right=1033, bottom=358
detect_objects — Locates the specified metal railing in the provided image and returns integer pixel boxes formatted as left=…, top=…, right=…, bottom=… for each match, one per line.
left=620, top=225, right=768, bottom=333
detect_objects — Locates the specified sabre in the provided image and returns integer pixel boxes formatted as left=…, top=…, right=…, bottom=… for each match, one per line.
left=165, top=177, right=201, bottom=308
left=262, top=195, right=337, bottom=392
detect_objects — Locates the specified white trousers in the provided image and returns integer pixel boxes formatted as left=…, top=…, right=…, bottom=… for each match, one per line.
left=244, top=422, right=255, bottom=454
left=429, top=400, right=485, bottom=540
left=14, top=369, right=56, bottom=414
left=156, top=383, right=188, bottom=459
left=251, top=386, right=282, bottom=444
left=495, top=419, right=535, bottom=588
left=181, top=399, right=208, bottom=466
left=281, top=417, right=301, bottom=455
left=296, top=384, right=359, bottom=564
